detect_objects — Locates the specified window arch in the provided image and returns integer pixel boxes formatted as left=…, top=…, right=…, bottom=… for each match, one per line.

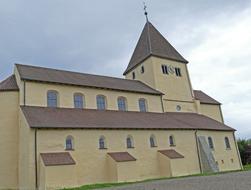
left=117, top=97, right=127, bottom=111
left=126, top=135, right=134, bottom=148
left=47, top=90, right=59, bottom=107
left=150, top=134, right=157, bottom=147
left=99, top=136, right=107, bottom=149
left=225, top=137, right=231, bottom=149
left=169, top=135, right=175, bottom=146
left=74, top=93, right=84, bottom=108
left=208, top=137, right=214, bottom=149
left=65, top=135, right=74, bottom=150
left=96, top=95, right=107, bottom=110
left=139, top=98, right=147, bottom=112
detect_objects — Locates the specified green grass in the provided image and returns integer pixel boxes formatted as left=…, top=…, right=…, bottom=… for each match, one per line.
left=62, top=167, right=251, bottom=190
left=244, top=164, right=251, bottom=171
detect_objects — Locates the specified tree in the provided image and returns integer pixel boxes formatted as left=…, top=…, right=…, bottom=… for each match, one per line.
left=237, top=138, right=251, bottom=164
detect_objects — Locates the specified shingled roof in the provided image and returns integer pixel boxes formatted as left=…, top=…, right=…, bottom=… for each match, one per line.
left=16, top=64, right=162, bottom=95
left=0, top=75, right=19, bottom=91
left=21, top=106, right=234, bottom=131
left=193, top=90, right=221, bottom=105
left=123, top=22, right=188, bottom=75
left=40, top=152, right=76, bottom=166
left=108, top=152, right=136, bottom=162
left=158, top=149, right=184, bottom=159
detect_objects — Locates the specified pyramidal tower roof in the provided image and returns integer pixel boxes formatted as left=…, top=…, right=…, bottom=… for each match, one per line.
left=123, top=21, right=188, bottom=75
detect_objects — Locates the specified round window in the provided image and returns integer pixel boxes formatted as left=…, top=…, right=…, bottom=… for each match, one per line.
left=176, top=105, right=181, bottom=111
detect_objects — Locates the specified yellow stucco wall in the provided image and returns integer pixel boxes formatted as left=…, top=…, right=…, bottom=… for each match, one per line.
left=28, top=127, right=240, bottom=189
left=197, top=130, right=242, bottom=171
left=41, top=164, right=78, bottom=190
left=18, top=109, right=36, bottom=190
left=125, top=56, right=198, bottom=113
left=24, top=81, right=163, bottom=113
left=163, top=99, right=196, bottom=113
left=125, top=58, right=157, bottom=88
left=107, top=156, right=118, bottom=182
left=117, top=161, right=139, bottom=182
left=125, top=56, right=193, bottom=102
left=0, top=91, right=19, bottom=189
left=158, top=153, right=171, bottom=177
left=199, top=104, right=223, bottom=122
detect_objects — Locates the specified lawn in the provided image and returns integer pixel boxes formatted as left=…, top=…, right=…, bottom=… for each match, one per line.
left=63, top=165, right=251, bottom=190
left=244, top=164, right=251, bottom=171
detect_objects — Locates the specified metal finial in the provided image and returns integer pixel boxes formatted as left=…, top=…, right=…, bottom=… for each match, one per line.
left=143, top=2, right=148, bottom=22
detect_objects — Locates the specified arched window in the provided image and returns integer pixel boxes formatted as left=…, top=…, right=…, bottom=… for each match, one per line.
left=47, top=90, right=58, bottom=107
left=74, top=93, right=84, bottom=108
left=150, top=134, right=157, bottom=147
left=225, top=137, right=231, bottom=149
left=99, top=136, right=106, bottom=149
left=208, top=137, right=214, bottom=149
left=169, top=135, right=175, bottom=146
left=139, top=98, right=147, bottom=112
left=65, top=136, right=74, bottom=150
left=96, top=95, right=106, bottom=110
left=126, top=135, right=134, bottom=148
left=117, top=97, right=127, bottom=111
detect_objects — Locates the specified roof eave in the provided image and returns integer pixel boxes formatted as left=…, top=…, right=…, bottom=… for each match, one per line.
left=20, top=77, right=163, bottom=96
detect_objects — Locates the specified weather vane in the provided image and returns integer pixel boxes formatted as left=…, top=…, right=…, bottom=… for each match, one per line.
left=143, top=2, right=148, bottom=22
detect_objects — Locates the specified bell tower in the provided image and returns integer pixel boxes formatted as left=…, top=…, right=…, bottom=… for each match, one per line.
left=123, top=21, right=195, bottom=112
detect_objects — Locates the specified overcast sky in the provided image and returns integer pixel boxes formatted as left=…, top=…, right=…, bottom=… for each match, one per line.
left=0, top=0, right=251, bottom=138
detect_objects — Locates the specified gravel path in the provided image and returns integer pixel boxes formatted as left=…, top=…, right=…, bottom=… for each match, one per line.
left=101, top=171, right=251, bottom=190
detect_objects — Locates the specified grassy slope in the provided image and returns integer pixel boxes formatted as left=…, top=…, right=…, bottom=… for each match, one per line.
left=63, top=165, right=251, bottom=190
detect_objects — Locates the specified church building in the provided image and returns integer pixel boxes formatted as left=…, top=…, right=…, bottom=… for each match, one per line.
left=0, top=19, right=242, bottom=190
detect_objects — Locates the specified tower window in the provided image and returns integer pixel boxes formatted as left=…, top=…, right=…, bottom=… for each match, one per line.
left=175, top=67, right=181, bottom=77
left=161, top=65, right=168, bottom=75
left=141, top=66, right=145, bottom=73
left=132, top=72, right=135, bottom=79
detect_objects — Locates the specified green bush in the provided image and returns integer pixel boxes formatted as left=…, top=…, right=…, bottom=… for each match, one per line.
left=237, top=138, right=251, bottom=164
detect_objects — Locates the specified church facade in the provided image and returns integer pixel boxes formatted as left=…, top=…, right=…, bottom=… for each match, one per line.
left=0, top=21, right=242, bottom=190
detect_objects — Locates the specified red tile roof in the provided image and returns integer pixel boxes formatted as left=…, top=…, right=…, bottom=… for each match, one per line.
left=124, top=22, right=188, bottom=75
left=40, top=152, right=76, bottom=166
left=108, top=152, right=136, bottom=162
left=193, top=90, right=221, bottom=105
left=15, top=64, right=162, bottom=95
left=158, top=149, right=184, bottom=159
left=0, top=75, right=19, bottom=91
left=21, top=106, right=235, bottom=131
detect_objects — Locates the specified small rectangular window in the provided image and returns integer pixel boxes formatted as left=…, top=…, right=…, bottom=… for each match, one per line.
left=161, top=65, right=168, bottom=75
left=175, top=68, right=181, bottom=77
